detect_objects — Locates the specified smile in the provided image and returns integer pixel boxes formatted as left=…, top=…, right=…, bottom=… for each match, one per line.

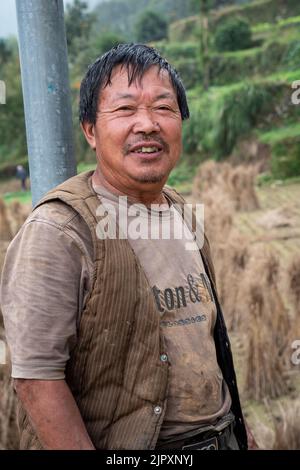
left=128, top=141, right=164, bottom=158
left=133, top=146, right=160, bottom=153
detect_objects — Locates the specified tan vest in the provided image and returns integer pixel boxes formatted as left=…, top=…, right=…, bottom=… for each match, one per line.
left=17, top=170, right=219, bottom=450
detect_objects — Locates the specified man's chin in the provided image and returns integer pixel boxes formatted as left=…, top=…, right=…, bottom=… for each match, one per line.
left=130, top=173, right=167, bottom=184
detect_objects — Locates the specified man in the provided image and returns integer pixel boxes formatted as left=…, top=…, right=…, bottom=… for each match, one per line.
left=1, top=44, right=252, bottom=450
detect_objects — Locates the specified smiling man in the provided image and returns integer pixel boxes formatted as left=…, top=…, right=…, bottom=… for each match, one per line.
left=1, top=44, right=250, bottom=450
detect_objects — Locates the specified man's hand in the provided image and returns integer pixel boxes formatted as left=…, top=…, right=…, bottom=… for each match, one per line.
left=14, top=379, right=95, bottom=450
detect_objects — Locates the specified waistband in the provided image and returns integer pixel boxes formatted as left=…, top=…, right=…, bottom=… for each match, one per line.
left=156, top=413, right=235, bottom=450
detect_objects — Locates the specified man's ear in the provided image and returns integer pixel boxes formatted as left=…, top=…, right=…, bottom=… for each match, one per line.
left=80, top=121, right=96, bottom=151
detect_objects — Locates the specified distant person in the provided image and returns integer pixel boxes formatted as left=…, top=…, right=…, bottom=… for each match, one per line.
left=15, top=165, right=27, bottom=191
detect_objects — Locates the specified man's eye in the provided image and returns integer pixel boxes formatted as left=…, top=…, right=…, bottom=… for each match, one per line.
left=156, top=106, right=172, bottom=111
left=116, top=106, right=135, bottom=111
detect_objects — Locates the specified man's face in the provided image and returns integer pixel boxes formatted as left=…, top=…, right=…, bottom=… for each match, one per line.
left=82, top=65, right=182, bottom=192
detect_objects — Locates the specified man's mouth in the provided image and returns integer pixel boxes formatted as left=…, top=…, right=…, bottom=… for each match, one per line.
left=128, top=141, right=164, bottom=157
left=133, top=146, right=160, bottom=154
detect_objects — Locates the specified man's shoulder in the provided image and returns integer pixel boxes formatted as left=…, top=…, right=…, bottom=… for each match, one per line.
left=163, top=185, right=186, bottom=204
left=28, top=200, right=80, bottom=229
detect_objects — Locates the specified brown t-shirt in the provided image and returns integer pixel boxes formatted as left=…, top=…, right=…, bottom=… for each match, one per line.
left=0, top=183, right=231, bottom=439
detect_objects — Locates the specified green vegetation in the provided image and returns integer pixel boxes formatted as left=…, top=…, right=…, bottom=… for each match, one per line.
left=3, top=190, right=32, bottom=205
left=253, top=15, right=300, bottom=35
left=65, top=0, right=96, bottom=62
left=211, top=0, right=300, bottom=30
left=214, top=17, right=252, bottom=52
left=167, top=160, right=196, bottom=189
left=257, top=124, right=300, bottom=179
left=258, top=123, right=300, bottom=145
left=170, top=0, right=300, bottom=43
left=183, top=80, right=292, bottom=160
left=2, top=162, right=97, bottom=205
left=134, top=10, right=168, bottom=43
left=92, top=0, right=199, bottom=41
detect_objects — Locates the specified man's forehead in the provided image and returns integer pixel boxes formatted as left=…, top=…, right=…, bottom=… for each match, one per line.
left=102, top=64, right=175, bottom=95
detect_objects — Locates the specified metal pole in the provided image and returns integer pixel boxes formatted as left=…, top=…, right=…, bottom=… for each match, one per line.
left=16, top=0, right=76, bottom=206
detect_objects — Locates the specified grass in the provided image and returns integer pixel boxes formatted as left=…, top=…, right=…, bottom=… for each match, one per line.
left=257, top=172, right=300, bottom=187
left=253, top=15, right=300, bottom=34
left=3, top=190, right=32, bottom=205
left=76, top=162, right=96, bottom=173
left=267, top=68, right=300, bottom=83
left=257, top=122, right=300, bottom=145
left=2, top=163, right=97, bottom=205
left=220, top=46, right=262, bottom=59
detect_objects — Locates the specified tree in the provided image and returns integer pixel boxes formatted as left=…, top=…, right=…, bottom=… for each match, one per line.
left=0, top=39, right=27, bottom=169
left=0, top=39, right=12, bottom=65
left=73, top=31, right=125, bottom=73
left=92, top=32, right=125, bottom=56
left=65, top=0, right=96, bottom=61
left=199, top=0, right=213, bottom=91
left=134, top=10, right=168, bottom=43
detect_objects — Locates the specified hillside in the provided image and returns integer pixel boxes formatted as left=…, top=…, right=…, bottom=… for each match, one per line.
left=150, top=0, right=300, bottom=184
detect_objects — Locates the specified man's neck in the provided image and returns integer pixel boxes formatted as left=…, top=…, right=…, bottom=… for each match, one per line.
left=92, top=167, right=168, bottom=206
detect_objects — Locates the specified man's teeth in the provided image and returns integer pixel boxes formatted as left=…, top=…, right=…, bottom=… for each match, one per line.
left=134, top=146, right=159, bottom=153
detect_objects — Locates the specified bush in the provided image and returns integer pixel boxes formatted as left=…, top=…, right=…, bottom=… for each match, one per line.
left=271, top=139, right=300, bottom=179
left=134, top=10, right=167, bottom=43
left=214, top=17, right=252, bottom=52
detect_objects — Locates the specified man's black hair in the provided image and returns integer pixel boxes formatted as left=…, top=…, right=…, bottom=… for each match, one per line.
left=79, top=43, right=190, bottom=124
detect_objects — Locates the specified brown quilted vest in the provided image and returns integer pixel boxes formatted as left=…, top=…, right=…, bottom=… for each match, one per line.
left=17, top=170, right=232, bottom=450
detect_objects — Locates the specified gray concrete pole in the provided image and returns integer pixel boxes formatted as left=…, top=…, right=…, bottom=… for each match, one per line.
left=16, top=0, right=77, bottom=206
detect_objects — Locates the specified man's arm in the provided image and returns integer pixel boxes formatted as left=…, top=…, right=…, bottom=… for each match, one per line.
left=14, top=379, right=95, bottom=450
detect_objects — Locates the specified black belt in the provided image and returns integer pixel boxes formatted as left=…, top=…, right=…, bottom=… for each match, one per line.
left=156, top=423, right=234, bottom=450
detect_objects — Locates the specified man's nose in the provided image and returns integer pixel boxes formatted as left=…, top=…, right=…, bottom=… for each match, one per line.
left=132, top=108, right=160, bottom=134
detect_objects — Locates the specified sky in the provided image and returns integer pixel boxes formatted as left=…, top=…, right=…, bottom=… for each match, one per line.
left=0, top=0, right=102, bottom=39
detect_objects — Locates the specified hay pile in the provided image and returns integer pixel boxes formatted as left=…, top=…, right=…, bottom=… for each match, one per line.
left=288, top=256, right=300, bottom=315
left=7, top=201, right=30, bottom=237
left=192, top=160, right=260, bottom=212
left=0, top=197, right=30, bottom=449
left=0, top=199, right=12, bottom=242
left=272, top=401, right=300, bottom=449
left=213, top=234, right=250, bottom=331
left=193, top=159, right=294, bottom=402
left=0, top=367, right=18, bottom=450
left=244, top=250, right=290, bottom=400
left=0, top=316, right=18, bottom=449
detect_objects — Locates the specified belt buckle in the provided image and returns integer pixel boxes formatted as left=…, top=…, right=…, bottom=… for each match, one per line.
left=182, top=436, right=218, bottom=450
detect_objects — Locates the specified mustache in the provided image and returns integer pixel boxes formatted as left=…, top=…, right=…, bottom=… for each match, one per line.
left=123, top=134, right=169, bottom=154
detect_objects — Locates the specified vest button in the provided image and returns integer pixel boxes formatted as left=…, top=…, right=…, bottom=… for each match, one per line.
left=154, top=406, right=162, bottom=415
left=160, top=354, right=168, bottom=362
